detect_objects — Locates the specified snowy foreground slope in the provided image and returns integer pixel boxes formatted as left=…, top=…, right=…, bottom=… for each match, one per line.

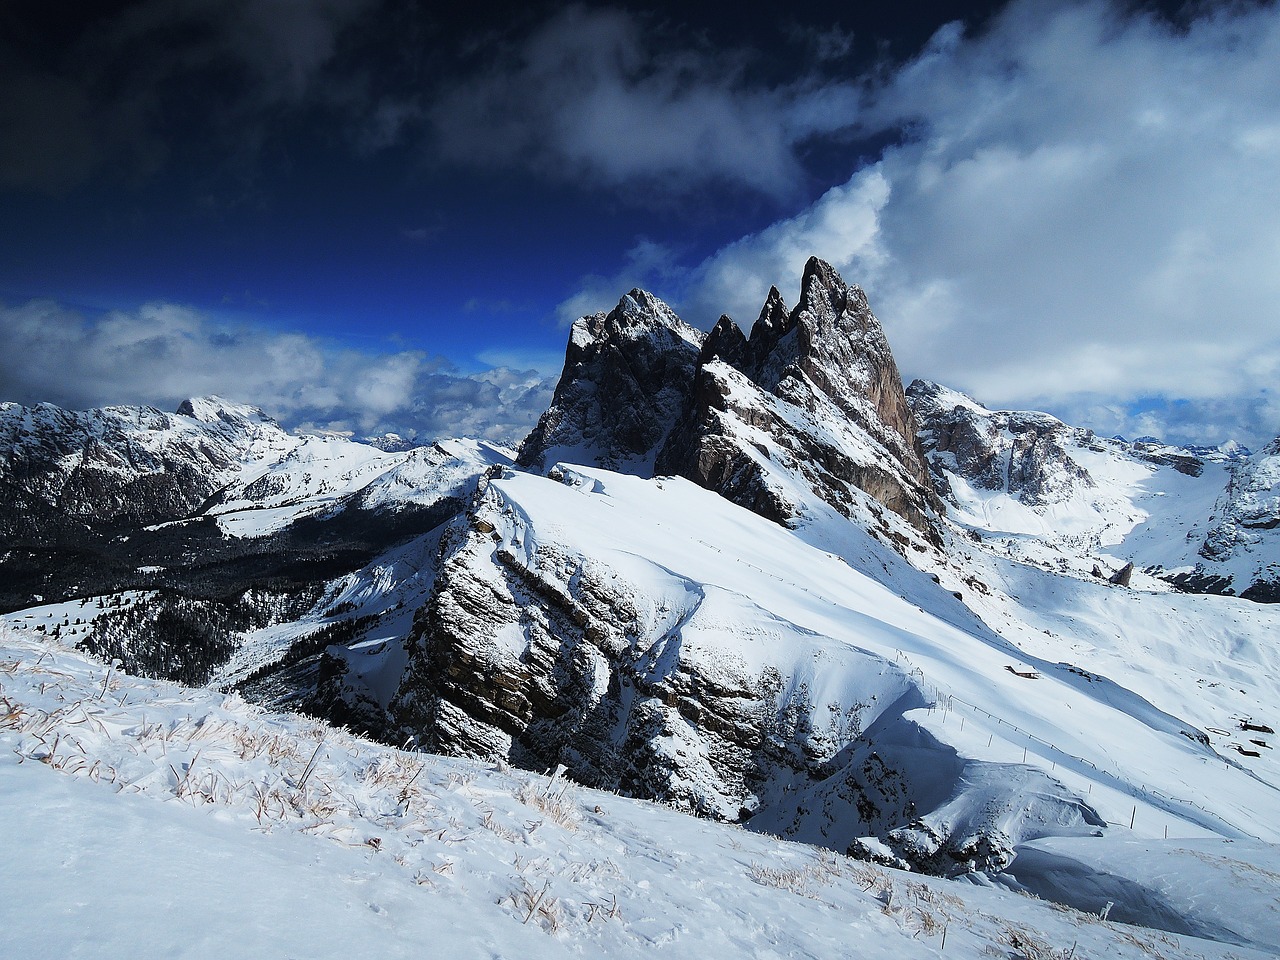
left=3, top=627, right=1276, bottom=959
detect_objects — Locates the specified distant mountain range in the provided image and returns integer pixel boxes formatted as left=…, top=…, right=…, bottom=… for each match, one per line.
left=3, top=259, right=1279, bottom=945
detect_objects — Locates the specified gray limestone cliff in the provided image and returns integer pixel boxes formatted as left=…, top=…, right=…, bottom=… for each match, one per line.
left=516, top=290, right=704, bottom=474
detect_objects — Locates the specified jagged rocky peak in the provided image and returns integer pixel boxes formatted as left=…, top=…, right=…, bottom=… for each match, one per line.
left=517, top=289, right=704, bottom=474
left=785, top=258, right=931, bottom=481
left=659, top=258, right=942, bottom=542
left=699, top=314, right=749, bottom=369
left=700, top=259, right=934, bottom=491
left=519, top=258, right=941, bottom=542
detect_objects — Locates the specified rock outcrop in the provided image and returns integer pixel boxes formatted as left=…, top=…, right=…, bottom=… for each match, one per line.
left=1194, top=437, right=1280, bottom=601
left=516, top=290, right=704, bottom=474
left=658, top=258, right=941, bottom=544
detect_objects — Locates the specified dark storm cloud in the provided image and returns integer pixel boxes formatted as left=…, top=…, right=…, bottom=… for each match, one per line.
left=0, top=0, right=374, bottom=192
left=0, top=299, right=553, bottom=444
left=426, top=5, right=861, bottom=200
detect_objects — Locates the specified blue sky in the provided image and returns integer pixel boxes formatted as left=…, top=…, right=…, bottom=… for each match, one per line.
left=2, top=1, right=1277, bottom=448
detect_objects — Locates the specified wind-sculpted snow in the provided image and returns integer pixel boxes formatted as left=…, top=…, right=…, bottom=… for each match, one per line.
left=385, top=465, right=1280, bottom=880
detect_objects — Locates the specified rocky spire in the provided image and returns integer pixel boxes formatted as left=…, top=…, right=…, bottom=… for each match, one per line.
left=786, top=256, right=929, bottom=482
left=516, top=290, right=704, bottom=474
left=657, top=258, right=942, bottom=541
left=699, top=315, right=749, bottom=368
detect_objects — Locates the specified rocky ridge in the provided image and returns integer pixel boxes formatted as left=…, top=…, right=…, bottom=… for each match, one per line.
left=908, top=380, right=1280, bottom=600
left=387, top=465, right=1112, bottom=874
left=521, top=258, right=941, bottom=547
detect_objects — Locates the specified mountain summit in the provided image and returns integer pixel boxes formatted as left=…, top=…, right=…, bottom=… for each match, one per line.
left=517, top=290, right=704, bottom=474
left=658, top=257, right=940, bottom=542
left=520, top=258, right=940, bottom=544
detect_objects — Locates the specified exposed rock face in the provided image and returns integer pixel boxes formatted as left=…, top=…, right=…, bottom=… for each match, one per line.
left=658, top=258, right=941, bottom=544
left=908, top=381, right=1099, bottom=508
left=516, top=290, right=704, bottom=474
left=1195, top=437, right=1280, bottom=601
left=0, top=396, right=292, bottom=539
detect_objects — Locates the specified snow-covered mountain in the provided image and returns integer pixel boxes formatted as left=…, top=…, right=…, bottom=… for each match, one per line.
left=0, top=394, right=512, bottom=546
left=376, top=262, right=1280, bottom=895
left=518, top=288, right=705, bottom=475
left=0, top=395, right=294, bottom=538
left=0, top=397, right=511, bottom=687
left=3, top=259, right=1280, bottom=951
left=908, top=379, right=1279, bottom=600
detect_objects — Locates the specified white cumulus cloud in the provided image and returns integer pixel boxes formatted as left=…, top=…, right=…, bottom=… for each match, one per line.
left=675, top=0, right=1280, bottom=446
left=0, top=299, right=552, bottom=444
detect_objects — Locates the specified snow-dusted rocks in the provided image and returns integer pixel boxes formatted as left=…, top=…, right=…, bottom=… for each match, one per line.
left=384, top=465, right=1271, bottom=879
left=908, top=381, right=1280, bottom=600
left=0, top=395, right=295, bottom=537
left=517, top=290, right=705, bottom=474
left=658, top=259, right=941, bottom=543
left=1198, top=436, right=1280, bottom=600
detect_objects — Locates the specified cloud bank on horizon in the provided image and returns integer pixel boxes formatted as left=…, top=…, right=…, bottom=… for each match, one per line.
left=0, top=300, right=552, bottom=445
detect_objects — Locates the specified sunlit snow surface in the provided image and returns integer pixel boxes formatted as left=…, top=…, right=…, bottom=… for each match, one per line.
left=2, top=628, right=1275, bottom=958
left=469, top=466, right=1280, bottom=842
left=208, top=437, right=512, bottom=537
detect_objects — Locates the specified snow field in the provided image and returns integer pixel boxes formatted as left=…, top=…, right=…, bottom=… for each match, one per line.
left=485, top=467, right=1280, bottom=846
left=3, top=627, right=1271, bottom=959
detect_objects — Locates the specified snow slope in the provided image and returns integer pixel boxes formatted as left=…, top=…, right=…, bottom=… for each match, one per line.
left=3, top=627, right=1274, bottom=958
left=909, top=381, right=1279, bottom=599
left=388, top=463, right=1280, bottom=883
left=207, top=437, right=512, bottom=537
